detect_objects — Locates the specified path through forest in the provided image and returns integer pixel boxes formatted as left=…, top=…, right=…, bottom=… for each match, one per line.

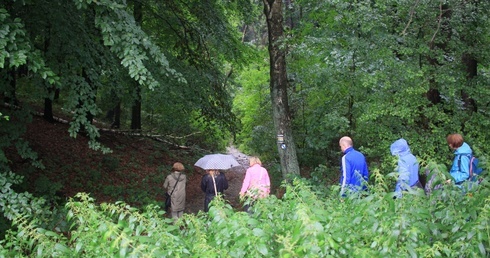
left=184, top=146, right=249, bottom=214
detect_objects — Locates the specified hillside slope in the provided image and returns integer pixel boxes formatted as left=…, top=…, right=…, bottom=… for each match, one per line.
left=7, top=115, right=247, bottom=215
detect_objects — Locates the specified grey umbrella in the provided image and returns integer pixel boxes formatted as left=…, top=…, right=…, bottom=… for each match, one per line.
left=194, top=154, right=241, bottom=170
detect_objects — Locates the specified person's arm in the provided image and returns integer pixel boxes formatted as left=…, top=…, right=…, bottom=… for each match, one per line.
left=201, top=175, right=208, bottom=192
left=395, top=159, right=410, bottom=192
left=163, top=176, right=169, bottom=191
left=450, top=155, right=470, bottom=183
left=340, top=156, right=350, bottom=196
left=264, top=169, right=271, bottom=187
left=240, top=170, right=251, bottom=196
left=363, top=162, right=369, bottom=182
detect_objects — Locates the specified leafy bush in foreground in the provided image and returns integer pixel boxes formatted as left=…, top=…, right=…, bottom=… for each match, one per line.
left=0, top=171, right=489, bottom=257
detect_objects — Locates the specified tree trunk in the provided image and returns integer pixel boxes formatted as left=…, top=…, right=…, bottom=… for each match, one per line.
left=460, top=1, right=479, bottom=114
left=263, top=0, right=300, bottom=179
left=131, top=0, right=142, bottom=130
left=112, top=101, right=121, bottom=129
left=461, top=53, right=477, bottom=113
left=4, top=69, right=19, bottom=106
left=42, top=27, right=55, bottom=123
left=43, top=94, right=55, bottom=123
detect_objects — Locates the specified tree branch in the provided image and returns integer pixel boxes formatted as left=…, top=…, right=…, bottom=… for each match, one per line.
left=401, top=0, right=420, bottom=36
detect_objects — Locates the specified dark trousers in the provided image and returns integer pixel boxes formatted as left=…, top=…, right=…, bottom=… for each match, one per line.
left=204, top=194, right=215, bottom=212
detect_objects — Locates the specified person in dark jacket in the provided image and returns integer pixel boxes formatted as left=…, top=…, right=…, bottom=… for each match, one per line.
left=200, top=170, right=228, bottom=212
left=339, top=136, right=369, bottom=196
left=390, top=138, right=421, bottom=198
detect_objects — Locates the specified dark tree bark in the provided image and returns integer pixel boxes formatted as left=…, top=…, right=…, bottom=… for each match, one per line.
left=425, top=3, right=451, bottom=106
left=460, top=0, right=479, bottom=114
left=112, top=101, right=121, bottom=129
left=130, top=86, right=141, bottom=130
left=131, top=0, right=142, bottom=130
left=461, top=53, right=477, bottom=113
left=42, top=25, right=55, bottom=123
left=4, top=69, right=19, bottom=106
left=43, top=94, right=55, bottom=123
left=263, top=0, right=300, bottom=179
left=82, top=69, right=95, bottom=125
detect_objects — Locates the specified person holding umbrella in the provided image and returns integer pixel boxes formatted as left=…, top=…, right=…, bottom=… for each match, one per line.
left=195, top=153, right=240, bottom=212
left=200, top=169, right=228, bottom=212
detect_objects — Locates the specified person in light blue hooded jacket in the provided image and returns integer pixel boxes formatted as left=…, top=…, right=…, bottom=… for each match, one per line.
left=446, top=133, right=472, bottom=184
left=390, top=138, right=421, bottom=197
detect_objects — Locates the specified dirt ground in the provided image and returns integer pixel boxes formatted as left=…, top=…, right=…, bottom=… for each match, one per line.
left=7, top=114, right=250, bottom=216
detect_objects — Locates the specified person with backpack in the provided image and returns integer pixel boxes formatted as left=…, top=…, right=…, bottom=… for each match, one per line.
left=446, top=133, right=473, bottom=185
left=390, top=138, right=422, bottom=198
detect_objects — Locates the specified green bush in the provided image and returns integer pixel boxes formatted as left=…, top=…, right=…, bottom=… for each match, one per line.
left=1, top=171, right=489, bottom=257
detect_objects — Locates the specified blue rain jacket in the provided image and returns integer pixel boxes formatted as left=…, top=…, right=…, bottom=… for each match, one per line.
left=390, top=138, right=419, bottom=194
left=449, top=142, right=472, bottom=184
left=340, top=147, right=369, bottom=195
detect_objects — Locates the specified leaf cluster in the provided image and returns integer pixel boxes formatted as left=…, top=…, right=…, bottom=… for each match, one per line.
left=1, top=171, right=489, bottom=257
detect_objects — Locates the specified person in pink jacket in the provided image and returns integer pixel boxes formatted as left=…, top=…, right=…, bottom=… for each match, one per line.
left=239, top=156, right=270, bottom=212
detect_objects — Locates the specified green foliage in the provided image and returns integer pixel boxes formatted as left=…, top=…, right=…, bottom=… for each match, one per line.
left=231, top=0, right=490, bottom=174
left=33, top=175, right=62, bottom=203
left=0, top=172, right=51, bottom=237
left=233, top=56, right=276, bottom=159
left=2, top=0, right=250, bottom=172
left=1, top=170, right=490, bottom=257
left=0, top=112, right=7, bottom=121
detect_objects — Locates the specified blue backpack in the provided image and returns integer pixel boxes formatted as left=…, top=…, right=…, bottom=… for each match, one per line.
left=458, top=154, right=484, bottom=182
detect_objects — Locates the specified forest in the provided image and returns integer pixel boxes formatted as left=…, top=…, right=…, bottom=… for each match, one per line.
left=1, top=0, right=490, bottom=256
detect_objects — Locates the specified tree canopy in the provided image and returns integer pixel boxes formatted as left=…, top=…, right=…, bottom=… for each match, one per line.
left=2, top=0, right=490, bottom=255
left=1, top=0, right=256, bottom=171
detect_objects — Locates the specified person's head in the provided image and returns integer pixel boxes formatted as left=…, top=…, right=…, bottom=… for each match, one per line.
left=249, top=156, right=262, bottom=166
left=207, top=169, right=217, bottom=176
left=172, top=162, right=185, bottom=172
left=339, top=136, right=353, bottom=152
left=446, top=133, right=464, bottom=150
left=390, top=138, right=409, bottom=156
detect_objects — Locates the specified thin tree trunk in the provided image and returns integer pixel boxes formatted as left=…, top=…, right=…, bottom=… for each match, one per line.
left=112, top=101, right=121, bottom=129
left=131, top=0, right=142, bottom=130
left=263, top=0, right=300, bottom=179
left=42, top=25, right=55, bottom=123
left=4, top=69, right=19, bottom=106
left=43, top=95, right=55, bottom=123
left=131, top=86, right=141, bottom=130
left=460, top=0, right=479, bottom=114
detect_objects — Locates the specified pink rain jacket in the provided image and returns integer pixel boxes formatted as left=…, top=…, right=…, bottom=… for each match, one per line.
left=240, top=164, right=271, bottom=198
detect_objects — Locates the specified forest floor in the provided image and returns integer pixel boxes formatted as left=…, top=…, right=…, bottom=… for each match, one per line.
left=7, top=115, right=250, bottom=216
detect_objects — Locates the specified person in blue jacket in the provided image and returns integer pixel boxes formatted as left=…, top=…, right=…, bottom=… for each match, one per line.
left=339, top=136, right=369, bottom=196
left=446, top=133, right=472, bottom=184
left=390, top=138, right=421, bottom=198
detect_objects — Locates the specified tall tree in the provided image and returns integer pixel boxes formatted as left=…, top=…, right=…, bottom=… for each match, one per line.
left=1, top=0, right=254, bottom=172
left=130, top=0, right=142, bottom=130
left=263, top=0, right=299, bottom=178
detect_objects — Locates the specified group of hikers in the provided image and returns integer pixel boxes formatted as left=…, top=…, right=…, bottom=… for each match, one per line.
left=163, top=156, right=271, bottom=220
left=340, top=133, right=483, bottom=198
left=162, top=133, right=481, bottom=220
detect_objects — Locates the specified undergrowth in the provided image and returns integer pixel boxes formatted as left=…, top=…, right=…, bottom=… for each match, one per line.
left=0, top=168, right=489, bottom=257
